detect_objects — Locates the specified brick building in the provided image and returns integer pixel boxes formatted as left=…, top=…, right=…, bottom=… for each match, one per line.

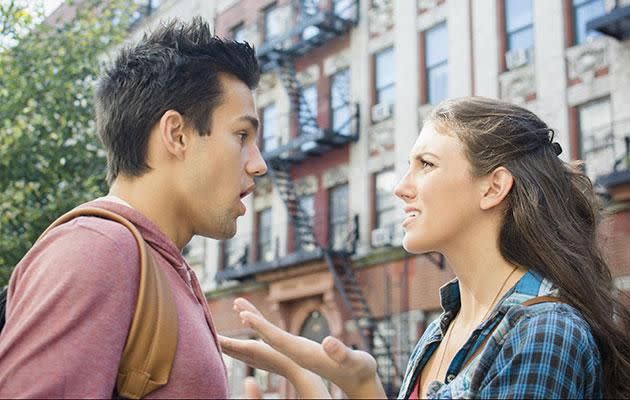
left=199, top=0, right=630, bottom=398
left=46, top=0, right=630, bottom=397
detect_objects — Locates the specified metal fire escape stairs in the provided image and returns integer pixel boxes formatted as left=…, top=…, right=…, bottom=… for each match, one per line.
left=257, top=1, right=400, bottom=393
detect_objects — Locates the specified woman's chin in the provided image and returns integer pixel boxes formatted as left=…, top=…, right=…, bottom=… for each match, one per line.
left=402, top=235, right=435, bottom=254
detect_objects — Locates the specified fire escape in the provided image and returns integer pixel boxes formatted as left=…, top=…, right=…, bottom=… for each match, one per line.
left=257, top=0, right=402, bottom=394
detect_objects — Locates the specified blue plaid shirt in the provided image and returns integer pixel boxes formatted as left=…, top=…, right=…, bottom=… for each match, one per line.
left=398, top=271, right=602, bottom=399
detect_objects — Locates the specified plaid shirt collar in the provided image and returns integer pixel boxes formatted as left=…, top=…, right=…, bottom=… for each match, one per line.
left=398, top=270, right=571, bottom=399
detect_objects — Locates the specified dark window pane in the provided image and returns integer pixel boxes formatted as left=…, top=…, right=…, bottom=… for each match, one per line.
left=505, top=0, right=533, bottom=32
left=428, top=62, right=448, bottom=105
left=298, top=195, right=316, bottom=250
left=574, top=0, right=605, bottom=44
left=425, top=24, right=448, bottom=67
left=265, top=4, right=284, bottom=41
left=375, top=169, right=397, bottom=229
left=300, top=84, right=318, bottom=136
left=507, top=26, right=534, bottom=51
left=257, top=208, right=273, bottom=262
left=329, top=184, right=349, bottom=250
left=375, top=47, right=395, bottom=104
left=262, top=104, right=278, bottom=152
left=331, top=69, right=352, bottom=136
left=333, top=0, right=356, bottom=19
left=232, top=24, right=247, bottom=42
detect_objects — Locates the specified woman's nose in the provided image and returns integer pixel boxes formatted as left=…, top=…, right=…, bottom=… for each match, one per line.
left=394, top=174, right=415, bottom=201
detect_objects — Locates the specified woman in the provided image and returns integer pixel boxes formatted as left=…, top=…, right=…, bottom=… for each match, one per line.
left=220, top=97, right=630, bottom=399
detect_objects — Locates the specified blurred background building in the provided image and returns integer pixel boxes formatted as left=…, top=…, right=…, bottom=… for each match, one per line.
left=45, top=0, right=630, bottom=397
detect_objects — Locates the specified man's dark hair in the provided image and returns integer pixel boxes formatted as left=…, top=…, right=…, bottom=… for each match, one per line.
left=95, top=17, right=260, bottom=184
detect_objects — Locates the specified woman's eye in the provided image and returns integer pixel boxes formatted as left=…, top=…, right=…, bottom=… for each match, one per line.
left=238, top=132, right=248, bottom=143
left=421, top=160, right=434, bottom=169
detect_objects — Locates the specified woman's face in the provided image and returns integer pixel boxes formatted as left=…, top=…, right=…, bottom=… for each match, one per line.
left=394, top=122, right=484, bottom=254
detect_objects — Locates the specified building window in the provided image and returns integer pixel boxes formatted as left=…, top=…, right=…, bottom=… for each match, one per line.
left=375, top=47, right=395, bottom=106
left=329, top=183, right=349, bottom=251
left=257, top=208, right=273, bottom=262
left=572, top=0, right=605, bottom=45
left=222, top=238, right=247, bottom=269
left=425, top=23, right=448, bottom=105
left=264, top=3, right=284, bottom=42
left=130, top=0, right=161, bottom=26
left=578, top=97, right=612, bottom=180
left=300, top=84, right=318, bottom=136
left=375, top=169, right=398, bottom=230
left=333, top=0, right=356, bottom=20
left=298, top=194, right=316, bottom=250
left=330, top=68, right=353, bottom=136
left=261, top=103, right=278, bottom=152
left=231, top=23, right=247, bottom=42
left=302, top=0, right=321, bottom=40
left=505, top=0, right=534, bottom=52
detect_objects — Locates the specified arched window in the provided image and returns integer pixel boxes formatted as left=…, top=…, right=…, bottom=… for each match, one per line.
left=299, top=310, right=330, bottom=343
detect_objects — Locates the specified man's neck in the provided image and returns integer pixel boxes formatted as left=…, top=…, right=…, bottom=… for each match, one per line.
left=109, top=175, right=191, bottom=249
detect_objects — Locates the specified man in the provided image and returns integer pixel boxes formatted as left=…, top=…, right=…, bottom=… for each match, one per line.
left=0, top=17, right=267, bottom=397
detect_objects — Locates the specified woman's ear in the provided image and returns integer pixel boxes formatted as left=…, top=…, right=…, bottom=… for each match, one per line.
left=158, top=110, right=189, bottom=159
left=479, top=166, right=514, bottom=210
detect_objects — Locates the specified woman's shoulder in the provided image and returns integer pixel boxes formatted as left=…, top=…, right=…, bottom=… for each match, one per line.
left=498, top=300, right=600, bottom=365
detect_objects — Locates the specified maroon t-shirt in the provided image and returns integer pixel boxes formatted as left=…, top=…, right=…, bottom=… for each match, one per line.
left=0, top=200, right=228, bottom=398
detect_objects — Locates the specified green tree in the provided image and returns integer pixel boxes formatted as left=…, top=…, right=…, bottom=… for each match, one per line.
left=0, top=0, right=132, bottom=285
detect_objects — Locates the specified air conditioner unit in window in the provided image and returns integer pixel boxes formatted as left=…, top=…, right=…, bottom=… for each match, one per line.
left=371, top=102, right=393, bottom=123
left=505, top=48, right=533, bottom=71
left=371, top=227, right=392, bottom=248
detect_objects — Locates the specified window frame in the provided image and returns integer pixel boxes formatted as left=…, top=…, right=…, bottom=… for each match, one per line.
left=374, top=168, right=398, bottom=231
left=572, top=0, right=605, bottom=45
left=256, top=208, right=273, bottom=262
left=263, top=2, right=283, bottom=43
left=261, top=103, right=278, bottom=153
left=374, top=47, right=395, bottom=106
left=424, top=22, right=448, bottom=105
left=328, top=183, right=349, bottom=250
left=330, top=68, right=353, bottom=136
left=504, top=0, right=534, bottom=52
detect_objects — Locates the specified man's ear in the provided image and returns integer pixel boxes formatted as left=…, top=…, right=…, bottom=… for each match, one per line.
left=479, top=166, right=514, bottom=211
left=158, top=110, right=189, bottom=159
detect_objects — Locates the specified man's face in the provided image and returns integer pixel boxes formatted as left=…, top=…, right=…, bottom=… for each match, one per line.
left=181, top=73, right=267, bottom=240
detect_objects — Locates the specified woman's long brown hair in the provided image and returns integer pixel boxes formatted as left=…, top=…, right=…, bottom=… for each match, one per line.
left=428, top=97, right=630, bottom=398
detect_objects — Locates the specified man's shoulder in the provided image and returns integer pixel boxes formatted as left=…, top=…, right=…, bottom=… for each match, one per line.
left=12, top=214, right=141, bottom=288
left=42, top=214, right=139, bottom=255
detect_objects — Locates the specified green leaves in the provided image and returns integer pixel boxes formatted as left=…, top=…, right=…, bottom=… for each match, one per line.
left=0, top=0, right=133, bottom=285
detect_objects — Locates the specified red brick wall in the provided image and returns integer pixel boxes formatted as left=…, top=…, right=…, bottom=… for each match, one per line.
left=599, top=208, right=630, bottom=279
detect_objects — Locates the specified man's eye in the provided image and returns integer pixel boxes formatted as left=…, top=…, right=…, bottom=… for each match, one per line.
left=238, top=132, right=248, bottom=143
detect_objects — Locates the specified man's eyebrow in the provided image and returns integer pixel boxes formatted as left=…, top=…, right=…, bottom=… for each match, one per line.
left=237, top=115, right=259, bottom=131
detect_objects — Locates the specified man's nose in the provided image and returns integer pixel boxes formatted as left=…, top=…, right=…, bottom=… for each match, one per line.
left=247, top=145, right=268, bottom=177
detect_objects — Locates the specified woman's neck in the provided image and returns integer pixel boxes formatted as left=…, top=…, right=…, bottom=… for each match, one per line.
left=444, top=236, right=526, bottom=329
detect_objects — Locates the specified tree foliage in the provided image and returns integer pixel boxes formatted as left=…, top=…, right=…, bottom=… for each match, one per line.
left=0, top=0, right=132, bottom=285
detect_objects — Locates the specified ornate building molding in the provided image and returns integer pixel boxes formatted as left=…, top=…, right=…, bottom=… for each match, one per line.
left=322, top=165, right=349, bottom=189
left=566, top=38, right=609, bottom=84
left=368, top=118, right=395, bottom=156
left=294, top=175, right=318, bottom=196
left=323, top=51, right=350, bottom=76
left=499, top=64, right=536, bottom=104
left=368, top=0, right=394, bottom=35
